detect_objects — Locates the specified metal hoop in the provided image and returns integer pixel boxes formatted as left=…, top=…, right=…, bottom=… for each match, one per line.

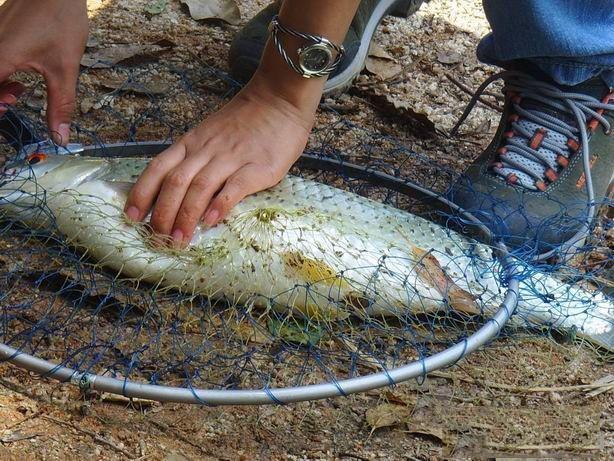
left=0, top=142, right=520, bottom=405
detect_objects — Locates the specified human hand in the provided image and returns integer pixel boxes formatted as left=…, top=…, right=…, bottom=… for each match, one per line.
left=0, top=0, right=88, bottom=145
left=124, top=75, right=315, bottom=245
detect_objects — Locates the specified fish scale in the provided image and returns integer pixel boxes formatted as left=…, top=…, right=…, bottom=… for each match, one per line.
left=0, top=154, right=612, bottom=350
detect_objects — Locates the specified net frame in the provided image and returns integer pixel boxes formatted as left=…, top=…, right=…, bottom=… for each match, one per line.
left=0, top=141, right=520, bottom=405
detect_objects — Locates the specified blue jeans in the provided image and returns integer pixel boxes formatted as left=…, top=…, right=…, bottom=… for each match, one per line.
left=478, top=0, right=614, bottom=87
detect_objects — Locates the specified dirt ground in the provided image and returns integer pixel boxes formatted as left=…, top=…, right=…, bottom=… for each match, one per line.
left=0, top=0, right=612, bottom=459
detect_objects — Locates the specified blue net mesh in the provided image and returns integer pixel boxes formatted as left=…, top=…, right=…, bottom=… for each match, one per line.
left=0, top=55, right=611, bottom=404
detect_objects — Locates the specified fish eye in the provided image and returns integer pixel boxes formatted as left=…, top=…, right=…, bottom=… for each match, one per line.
left=27, top=153, right=47, bottom=165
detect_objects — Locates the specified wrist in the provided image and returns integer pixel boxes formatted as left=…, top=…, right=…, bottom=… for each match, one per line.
left=249, top=40, right=326, bottom=116
left=240, top=76, right=318, bottom=132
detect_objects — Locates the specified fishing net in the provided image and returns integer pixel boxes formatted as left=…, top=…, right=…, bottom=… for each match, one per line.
left=0, top=52, right=611, bottom=404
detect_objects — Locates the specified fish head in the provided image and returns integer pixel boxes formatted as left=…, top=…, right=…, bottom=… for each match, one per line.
left=1, top=152, right=106, bottom=206
left=2, top=151, right=74, bottom=184
left=0, top=152, right=105, bottom=190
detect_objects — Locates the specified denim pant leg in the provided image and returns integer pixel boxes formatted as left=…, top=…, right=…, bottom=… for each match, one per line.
left=478, top=0, right=614, bottom=87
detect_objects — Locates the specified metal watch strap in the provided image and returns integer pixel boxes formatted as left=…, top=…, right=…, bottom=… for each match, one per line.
left=269, top=15, right=345, bottom=78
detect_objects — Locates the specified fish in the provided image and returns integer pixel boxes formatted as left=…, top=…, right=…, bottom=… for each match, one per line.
left=1, top=153, right=612, bottom=351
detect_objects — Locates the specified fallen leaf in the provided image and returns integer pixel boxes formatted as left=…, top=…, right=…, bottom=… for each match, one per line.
left=365, top=59, right=402, bottom=80
left=180, top=0, right=240, bottom=24
left=437, top=50, right=463, bottom=65
left=101, top=76, right=170, bottom=95
left=100, top=392, right=158, bottom=407
left=144, top=0, right=168, bottom=15
left=0, top=430, right=40, bottom=443
left=80, top=97, right=97, bottom=114
left=368, top=42, right=394, bottom=61
left=405, top=423, right=449, bottom=444
left=384, top=390, right=418, bottom=407
left=365, top=42, right=402, bottom=80
left=352, top=86, right=436, bottom=137
left=584, top=374, right=614, bottom=398
left=366, top=403, right=412, bottom=431
left=81, top=42, right=173, bottom=68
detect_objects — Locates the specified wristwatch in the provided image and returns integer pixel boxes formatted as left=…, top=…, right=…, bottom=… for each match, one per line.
left=269, top=15, right=345, bottom=78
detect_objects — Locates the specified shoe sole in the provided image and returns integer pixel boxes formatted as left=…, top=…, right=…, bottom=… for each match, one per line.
left=324, top=0, right=419, bottom=95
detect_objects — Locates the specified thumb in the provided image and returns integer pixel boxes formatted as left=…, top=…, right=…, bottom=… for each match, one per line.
left=45, top=68, right=79, bottom=146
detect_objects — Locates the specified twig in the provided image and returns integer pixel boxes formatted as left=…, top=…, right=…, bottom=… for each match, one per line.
left=42, top=415, right=138, bottom=459
left=4, top=410, right=43, bottom=431
left=338, top=452, right=369, bottom=461
left=445, top=73, right=503, bottom=113
left=484, top=442, right=601, bottom=451
left=429, top=370, right=614, bottom=394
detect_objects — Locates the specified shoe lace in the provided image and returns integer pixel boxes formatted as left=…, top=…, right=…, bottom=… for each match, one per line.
left=453, top=71, right=613, bottom=191
left=451, top=70, right=614, bottom=259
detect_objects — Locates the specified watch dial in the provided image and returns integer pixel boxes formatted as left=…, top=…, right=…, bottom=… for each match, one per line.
left=302, top=47, right=332, bottom=72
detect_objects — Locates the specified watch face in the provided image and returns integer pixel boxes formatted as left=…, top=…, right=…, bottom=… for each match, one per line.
left=298, top=44, right=333, bottom=74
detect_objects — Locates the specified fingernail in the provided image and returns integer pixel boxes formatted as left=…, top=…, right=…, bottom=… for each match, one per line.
left=125, top=206, right=140, bottom=221
left=171, top=229, right=183, bottom=243
left=0, top=94, right=17, bottom=105
left=52, top=123, right=71, bottom=146
left=204, top=209, right=219, bottom=227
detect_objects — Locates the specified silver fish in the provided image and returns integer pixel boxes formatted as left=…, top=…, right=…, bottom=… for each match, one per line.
left=1, top=154, right=612, bottom=350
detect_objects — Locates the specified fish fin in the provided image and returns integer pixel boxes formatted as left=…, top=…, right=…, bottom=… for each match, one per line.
left=412, top=246, right=481, bottom=315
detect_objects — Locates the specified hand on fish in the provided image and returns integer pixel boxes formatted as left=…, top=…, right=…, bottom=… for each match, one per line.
left=0, top=1, right=323, bottom=246
left=124, top=75, right=314, bottom=246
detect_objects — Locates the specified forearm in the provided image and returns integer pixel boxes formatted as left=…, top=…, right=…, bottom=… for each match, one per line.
left=248, top=0, right=360, bottom=118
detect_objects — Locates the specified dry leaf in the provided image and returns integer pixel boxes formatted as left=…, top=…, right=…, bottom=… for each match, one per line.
left=100, top=392, right=158, bottom=407
left=584, top=374, right=614, bottom=398
left=81, top=42, right=173, bottom=68
left=368, top=42, right=394, bottom=61
left=0, top=430, right=40, bottom=443
left=101, top=76, right=170, bottom=95
left=437, top=50, right=463, bottom=65
left=366, top=403, right=412, bottom=431
left=405, top=424, right=447, bottom=443
left=384, top=390, right=418, bottom=406
left=365, top=59, right=402, bottom=80
left=365, top=42, right=402, bottom=80
left=80, top=97, right=96, bottom=114
left=180, top=0, right=240, bottom=25
left=354, top=87, right=436, bottom=137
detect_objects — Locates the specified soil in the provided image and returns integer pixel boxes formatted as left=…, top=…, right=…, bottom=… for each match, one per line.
left=0, top=0, right=612, bottom=460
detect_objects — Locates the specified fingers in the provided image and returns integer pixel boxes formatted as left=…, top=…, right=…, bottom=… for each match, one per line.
left=124, top=143, right=187, bottom=223
left=44, top=66, right=80, bottom=145
left=204, top=164, right=276, bottom=227
left=0, top=81, right=25, bottom=116
left=148, top=149, right=215, bottom=237
left=171, top=156, right=240, bottom=243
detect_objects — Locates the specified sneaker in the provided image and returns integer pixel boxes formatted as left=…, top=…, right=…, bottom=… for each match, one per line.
left=228, top=0, right=426, bottom=94
left=449, top=71, right=614, bottom=262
